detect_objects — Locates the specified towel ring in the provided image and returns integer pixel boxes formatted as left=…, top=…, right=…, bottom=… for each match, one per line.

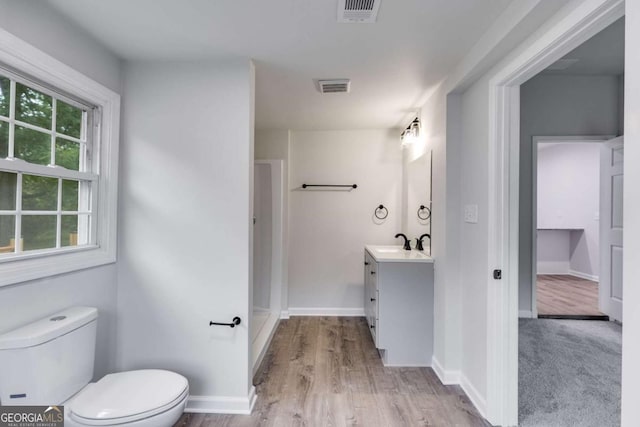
left=417, top=205, right=431, bottom=220
left=375, top=204, right=388, bottom=220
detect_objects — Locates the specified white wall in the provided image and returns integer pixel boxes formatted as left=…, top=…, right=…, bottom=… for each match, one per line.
left=623, top=1, right=640, bottom=424
left=288, top=130, right=402, bottom=313
left=536, top=230, right=571, bottom=274
left=536, top=143, right=601, bottom=278
left=459, top=74, right=492, bottom=403
left=0, top=0, right=122, bottom=94
left=520, top=75, right=621, bottom=310
left=118, top=59, right=255, bottom=406
left=0, top=1, right=122, bottom=380
left=255, top=130, right=290, bottom=313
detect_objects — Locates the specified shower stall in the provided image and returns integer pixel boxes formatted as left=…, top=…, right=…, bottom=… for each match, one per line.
left=251, top=160, right=284, bottom=372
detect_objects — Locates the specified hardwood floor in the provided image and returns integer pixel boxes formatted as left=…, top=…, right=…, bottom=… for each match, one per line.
left=175, top=317, right=489, bottom=427
left=536, top=275, right=605, bottom=317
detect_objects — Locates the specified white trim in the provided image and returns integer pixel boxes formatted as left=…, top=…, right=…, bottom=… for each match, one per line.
left=431, top=356, right=460, bottom=385
left=0, top=25, right=120, bottom=287
left=280, top=310, right=290, bottom=319
left=460, top=373, right=488, bottom=420
left=485, top=1, right=624, bottom=425
left=185, top=386, right=257, bottom=414
left=518, top=310, right=534, bottom=318
left=287, top=307, right=365, bottom=317
left=569, top=270, right=599, bottom=282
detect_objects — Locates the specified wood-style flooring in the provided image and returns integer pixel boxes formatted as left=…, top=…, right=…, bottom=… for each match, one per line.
left=175, top=317, right=489, bottom=427
left=536, top=274, right=605, bottom=317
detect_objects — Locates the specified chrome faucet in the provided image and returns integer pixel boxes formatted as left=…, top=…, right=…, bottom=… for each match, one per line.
left=395, top=233, right=411, bottom=251
left=415, top=234, right=431, bottom=251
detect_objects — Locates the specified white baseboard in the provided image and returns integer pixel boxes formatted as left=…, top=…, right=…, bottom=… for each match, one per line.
left=431, top=356, right=460, bottom=384
left=280, top=310, right=290, bottom=319
left=519, top=310, right=534, bottom=318
left=569, top=270, right=599, bottom=282
left=185, top=386, right=257, bottom=414
left=253, top=316, right=279, bottom=376
left=287, top=307, right=365, bottom=317
left=460, top=373, right=487, bottom=420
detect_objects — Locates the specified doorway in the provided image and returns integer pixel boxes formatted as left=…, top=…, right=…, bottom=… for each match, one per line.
left=484, top=1, right=625, bottom=424
left=531, top=137, right=615, bottom=320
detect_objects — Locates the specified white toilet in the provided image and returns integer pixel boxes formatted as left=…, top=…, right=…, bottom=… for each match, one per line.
left=0, top=307, right=189, bottom=427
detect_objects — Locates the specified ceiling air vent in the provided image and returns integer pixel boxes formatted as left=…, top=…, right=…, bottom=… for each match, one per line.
left=338, top=0, right=381, bottom=23
left=317, top=79, right=351, bottom=94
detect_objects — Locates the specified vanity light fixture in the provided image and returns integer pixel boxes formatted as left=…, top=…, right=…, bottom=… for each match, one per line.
left=401, top=117, right=420, bottom=146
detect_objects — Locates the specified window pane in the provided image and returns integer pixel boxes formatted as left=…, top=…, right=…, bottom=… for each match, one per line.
left=0, top=172, right=17, bottom=210
left=56, top=100, right=82, bottom=139
left=62, top=215, right=78, bottom=247
left=22, top=175, right=58, bottom=211
left=62, top=180, right=79, bottom=211
left=22, top=215, right=56, bottom=251
left=0, top=120, right=8, bottom=158
left=0, top=215, right=15, bottom=253
left=55, top=138, right=80, bottom=170
left=0, top=76, right=9, bottom=118
left=16, top=83, right=52, bottom=129
left=15, top=125, right=51, bottom=165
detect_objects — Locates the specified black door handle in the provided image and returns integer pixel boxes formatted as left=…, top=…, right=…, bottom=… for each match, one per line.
left=370, top=271, right=376, bottom=275
left=370, top=298, right=376, bottom=302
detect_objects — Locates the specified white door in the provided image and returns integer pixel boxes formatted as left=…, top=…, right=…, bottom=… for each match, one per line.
left=599, top=136, right=624, bottom=322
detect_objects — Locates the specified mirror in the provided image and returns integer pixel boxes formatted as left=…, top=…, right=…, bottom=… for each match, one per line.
left=404, top=149, right=432, bottom=255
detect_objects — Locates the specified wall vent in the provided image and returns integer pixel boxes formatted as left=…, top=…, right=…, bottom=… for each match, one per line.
left=337, top=0, right=381, bottom=23
left=317, top=79, right=351, bottom=94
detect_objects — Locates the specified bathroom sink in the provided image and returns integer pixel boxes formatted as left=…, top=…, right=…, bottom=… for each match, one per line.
left=374, top=248, right=404, bottom=254
left=365, top=245, right=433, bottom=263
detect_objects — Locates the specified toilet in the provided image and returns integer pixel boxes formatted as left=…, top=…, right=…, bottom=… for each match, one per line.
left=0, top=307, right=188, bottom=427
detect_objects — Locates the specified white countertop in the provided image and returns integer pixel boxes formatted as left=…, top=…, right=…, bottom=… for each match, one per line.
left=365, top=245, right=434, bottom=263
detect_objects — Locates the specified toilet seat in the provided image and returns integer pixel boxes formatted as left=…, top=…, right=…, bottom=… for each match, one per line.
left=68, top=369, right=188, bottom=426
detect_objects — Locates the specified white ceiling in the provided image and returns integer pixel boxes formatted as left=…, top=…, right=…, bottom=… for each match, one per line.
left=544, top=17, right=625, bottom=75
left=48, top=0, right=512, bottom=130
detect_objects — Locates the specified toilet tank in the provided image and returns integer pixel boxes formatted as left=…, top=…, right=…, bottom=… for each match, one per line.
left=0, top=306, right=98, bottom=406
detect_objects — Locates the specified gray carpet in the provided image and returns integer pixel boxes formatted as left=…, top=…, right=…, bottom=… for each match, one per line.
left=519, top=319, right=621, bottom=427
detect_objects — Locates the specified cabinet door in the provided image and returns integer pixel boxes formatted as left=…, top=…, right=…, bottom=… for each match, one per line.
left=364, top=252, right=372, bottom=322
left=368, top=259, right=379, bottom=345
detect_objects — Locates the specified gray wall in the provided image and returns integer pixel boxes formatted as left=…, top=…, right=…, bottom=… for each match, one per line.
left=519, top=74, right=623, bottom=312
left=118, top=59, right=255, bottom=400
left=0, top=1, right=122, bottom=379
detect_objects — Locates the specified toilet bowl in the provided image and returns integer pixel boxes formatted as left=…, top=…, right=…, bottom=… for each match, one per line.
left=64, top=370, right=189, bottom=427
left=0, top=307, right=189, bottom=427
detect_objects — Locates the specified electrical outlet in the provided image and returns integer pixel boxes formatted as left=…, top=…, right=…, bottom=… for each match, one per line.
left=464, top=205, right=478, bottom=224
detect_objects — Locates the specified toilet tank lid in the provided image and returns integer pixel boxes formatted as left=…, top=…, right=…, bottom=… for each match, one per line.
left=0, top=306, right=97, bottom=350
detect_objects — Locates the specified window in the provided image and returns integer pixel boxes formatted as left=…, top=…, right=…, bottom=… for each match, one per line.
left=0, top=71, right=97, bottom=256
left=0, top=28, right=120, bottom=286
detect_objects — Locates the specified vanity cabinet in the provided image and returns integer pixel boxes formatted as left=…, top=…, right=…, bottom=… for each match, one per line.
left=364, top=246, right=434, bottom=366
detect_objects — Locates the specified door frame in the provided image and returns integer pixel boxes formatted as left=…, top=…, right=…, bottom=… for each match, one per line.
left=485, top=0, right=624, bottom=424
left=530, top=135, right=614, bottom=318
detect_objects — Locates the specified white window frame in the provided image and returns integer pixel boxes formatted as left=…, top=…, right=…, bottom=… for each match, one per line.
left=0, top=27, right=120, bottom=287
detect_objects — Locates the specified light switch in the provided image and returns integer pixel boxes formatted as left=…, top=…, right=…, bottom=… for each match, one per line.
left=594, top=212, right=600, bottom=221
left=464, top=204, right=478, bottom=224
